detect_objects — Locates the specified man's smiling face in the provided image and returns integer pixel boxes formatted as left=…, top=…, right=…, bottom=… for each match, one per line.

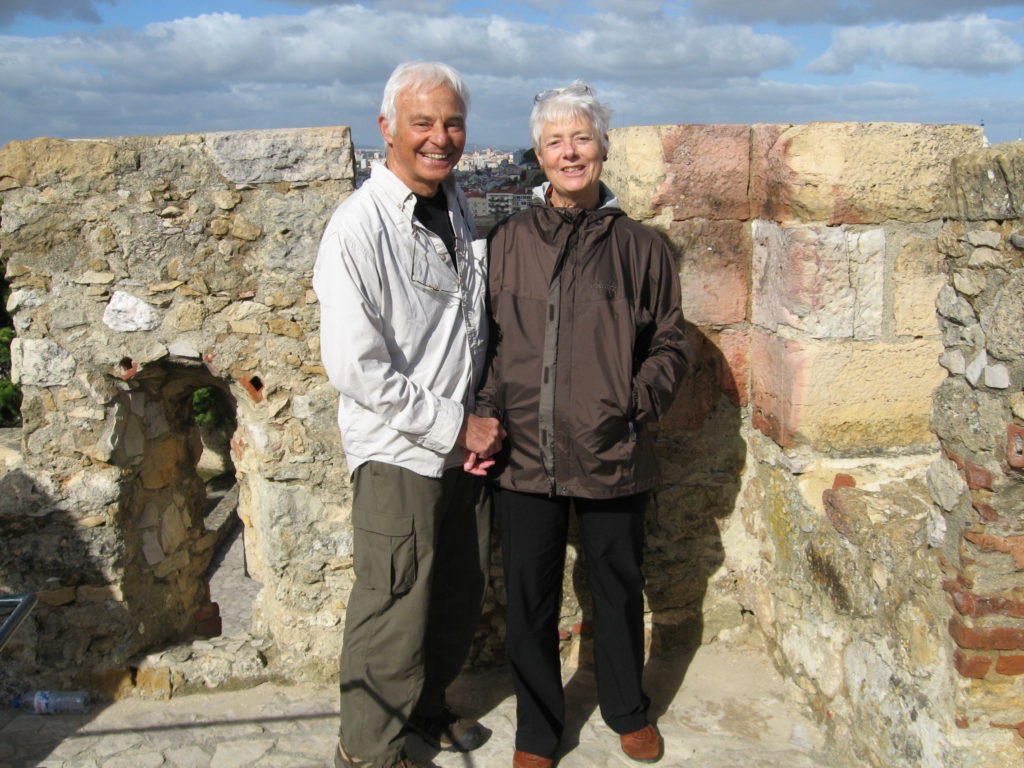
left=380, top=83, right=466, bottom=196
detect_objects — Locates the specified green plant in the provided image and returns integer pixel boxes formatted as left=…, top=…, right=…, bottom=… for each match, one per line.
left=192, top=386, right=230, bottom=428
left=0, top=326, right=20, bottom=427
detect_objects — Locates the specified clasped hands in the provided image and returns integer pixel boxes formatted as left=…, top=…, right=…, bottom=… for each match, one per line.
left=457, top=413, right=506, bottom=477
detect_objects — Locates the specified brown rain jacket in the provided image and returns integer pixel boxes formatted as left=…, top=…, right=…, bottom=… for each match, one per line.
left=475, top=184, right=689, bottom=498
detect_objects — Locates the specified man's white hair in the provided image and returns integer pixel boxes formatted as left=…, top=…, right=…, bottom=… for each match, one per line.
left=380, top=61, right=471, bottom=130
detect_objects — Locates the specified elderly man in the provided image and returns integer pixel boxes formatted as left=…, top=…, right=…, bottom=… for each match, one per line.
left=314, top=61, right=505, bottom=768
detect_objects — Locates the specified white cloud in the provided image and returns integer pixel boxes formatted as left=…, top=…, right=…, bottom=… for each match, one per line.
left=0, top=4, right=796, bottom=146
left=271, top=0, right=456, bottom=12
left=0, top=4, right=1019, bottom=147
left=689, top=0, right=1024, bottom=25
left=809, top=14, right=1024, bottom=74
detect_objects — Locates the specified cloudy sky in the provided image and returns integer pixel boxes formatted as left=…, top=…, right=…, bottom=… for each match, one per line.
left=2, top=0, right=1023, bottom=149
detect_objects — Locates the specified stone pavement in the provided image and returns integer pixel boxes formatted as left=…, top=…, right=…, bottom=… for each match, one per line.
left=0, top=639, right=833, bottom=768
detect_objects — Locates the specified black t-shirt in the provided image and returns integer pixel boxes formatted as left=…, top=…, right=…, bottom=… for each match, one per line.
left=414, top=186, right=458, bottom=273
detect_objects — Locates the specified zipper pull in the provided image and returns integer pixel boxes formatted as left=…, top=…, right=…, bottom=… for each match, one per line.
left=628, top=421, right=638, bottom=442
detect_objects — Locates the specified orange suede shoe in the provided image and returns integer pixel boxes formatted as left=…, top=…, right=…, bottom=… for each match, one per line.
left=512, top=749, right=554, bottom=768
left=619, top=723, right=663, bottom=763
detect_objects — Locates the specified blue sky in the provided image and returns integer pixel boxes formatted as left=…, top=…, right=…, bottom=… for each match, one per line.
left=2, top=0, right=1023, bottom=149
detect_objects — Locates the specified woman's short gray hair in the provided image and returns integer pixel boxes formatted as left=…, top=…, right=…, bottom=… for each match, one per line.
left=530, top=80, right=612, bottom=154
left=380, top=61, right=471, bottom=131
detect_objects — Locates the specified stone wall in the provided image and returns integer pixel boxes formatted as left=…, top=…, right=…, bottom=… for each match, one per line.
left=930, top=141, right=1024, bottom=766
left=2, top=123, right=1023, bottom=767
left=603, top=122, right=1019, bottom=768
left=0, top=127, right=357, bottom=695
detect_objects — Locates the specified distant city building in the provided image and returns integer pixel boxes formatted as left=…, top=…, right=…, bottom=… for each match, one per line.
left=487, top=186, right=532, bottom=218
left=465, top=191, right=490, bottom=219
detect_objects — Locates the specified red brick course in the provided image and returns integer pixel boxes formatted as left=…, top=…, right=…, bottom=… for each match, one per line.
left=949, top=618, right=1024, bottom=651
left=954, top=649, right=992, bottom=679
left=995, top=655, right=1024, bottom=675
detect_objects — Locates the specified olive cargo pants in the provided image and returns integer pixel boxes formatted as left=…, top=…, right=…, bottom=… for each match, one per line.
left=338, top=461, right=491, bottom=765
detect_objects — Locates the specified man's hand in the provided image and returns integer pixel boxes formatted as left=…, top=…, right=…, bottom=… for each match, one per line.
left=457, top=413, right=505, bottom=458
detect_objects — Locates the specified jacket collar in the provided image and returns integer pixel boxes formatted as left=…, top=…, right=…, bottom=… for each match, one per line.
left=531, top=181, right=620, bottom=211
left=371, top=161, right=459, bottom=220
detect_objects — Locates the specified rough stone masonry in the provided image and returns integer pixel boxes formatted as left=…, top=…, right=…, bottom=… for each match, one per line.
left=1, top=123, right=1023, bottom=768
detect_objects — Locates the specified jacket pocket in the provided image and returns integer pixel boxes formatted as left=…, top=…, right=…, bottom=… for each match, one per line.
left=352, top=508, right=417, bottom=596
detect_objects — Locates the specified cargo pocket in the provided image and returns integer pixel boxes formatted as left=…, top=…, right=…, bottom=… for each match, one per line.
left=353, top=509, right=417, bottom=596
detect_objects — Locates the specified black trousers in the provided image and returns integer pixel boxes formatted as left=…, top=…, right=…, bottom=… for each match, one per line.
left=496, top=487, right=649, bottom=758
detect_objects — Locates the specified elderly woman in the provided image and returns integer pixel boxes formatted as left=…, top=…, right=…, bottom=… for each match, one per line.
left=474, top=82, right=688, bottom=768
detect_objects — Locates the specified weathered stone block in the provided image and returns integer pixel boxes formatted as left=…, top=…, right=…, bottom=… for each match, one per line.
left=931, top=378, right=1007, bottom=455
left=980, top=271, right=1024, bottom=362
left=603, top=125, right=673, bottom=221
left=752, top=122, right=985, bottom=224
left=950, top=141, right=1024, bottom=220
left=10, top=338, right=77, bottom=387
left=752, top=221, right=884, bottom=339
left=669, top=219, right=749, bottom=326
left=103, top=291, right=162, bottom=333
left=893, top=230, right=946, bottom=338
left=0, top=137, right=131, bottom=192
left=751, top=330, right=944, bottom=451
left=654, top=125, right=751, bottom=221
left=662, top=327, right=748, bottom=429
left=204, top=126, right=353, bottom=185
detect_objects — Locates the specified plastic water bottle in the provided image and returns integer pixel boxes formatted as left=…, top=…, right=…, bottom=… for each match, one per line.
left=12, top=690, right=91, bottom=714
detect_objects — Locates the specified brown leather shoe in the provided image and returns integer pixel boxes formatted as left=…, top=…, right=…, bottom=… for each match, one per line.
left=619, top=723, right=663, bottom=763
left=512, top=749, right=554, bottom=768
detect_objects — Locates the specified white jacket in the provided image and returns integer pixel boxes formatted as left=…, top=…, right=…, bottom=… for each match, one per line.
left=313, top=163, right=487, bottom=478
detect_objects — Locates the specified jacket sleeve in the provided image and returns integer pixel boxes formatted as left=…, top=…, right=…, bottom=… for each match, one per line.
left=313, top=227, right=464, bottom=454
left=473, top=227, right=501, bottom=420
left=631, top=237, right=689, bottom=424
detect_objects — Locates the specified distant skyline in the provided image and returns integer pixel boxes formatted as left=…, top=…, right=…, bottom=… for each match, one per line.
left=2, top=0, right=1023, bottom=149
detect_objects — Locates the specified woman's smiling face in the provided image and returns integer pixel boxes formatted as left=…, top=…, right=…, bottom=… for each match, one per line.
left=537, top=115, right=604, bottom=209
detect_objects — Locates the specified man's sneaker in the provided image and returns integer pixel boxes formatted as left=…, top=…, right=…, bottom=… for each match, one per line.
left=334, top=740, right=432, bottom=768
left=411, top=708, right=490, bottom=752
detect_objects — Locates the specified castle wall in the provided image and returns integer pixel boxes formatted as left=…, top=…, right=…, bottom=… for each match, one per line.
left=2, top=123, right=1022, bottom=767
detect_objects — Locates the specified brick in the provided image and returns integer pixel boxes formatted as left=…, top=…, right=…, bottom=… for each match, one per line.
left=750, top=329, right=944, bottom=451
left=669, top=219, right=750, bottom=326
left=954, top=649, right=992, bottom=679
left=752, top=221, right=884, bottom=340
left=973, top=501, right=1011, bottom=524
left=1007, top=424, right=1024, bottom=469
left=833, top=473, right=856, bottom=490
left=945, top=448, right=965, bottom=470
left=964, top=531, right=1024, bottom=569
left=943, top=581, right=1024, bottom=619
left=238, top=375, right=264, bottom=403
left=990, top=721, right=1024, bottom=739
left=949, top=618, right=1024, bottom=651
left=965, top=463, right=995, bottom=490
left=996, top=655, right=1024, bottom=675
left=943, top=580, right=976, bottom=616
left=751, top=122, right=985, bottom=224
